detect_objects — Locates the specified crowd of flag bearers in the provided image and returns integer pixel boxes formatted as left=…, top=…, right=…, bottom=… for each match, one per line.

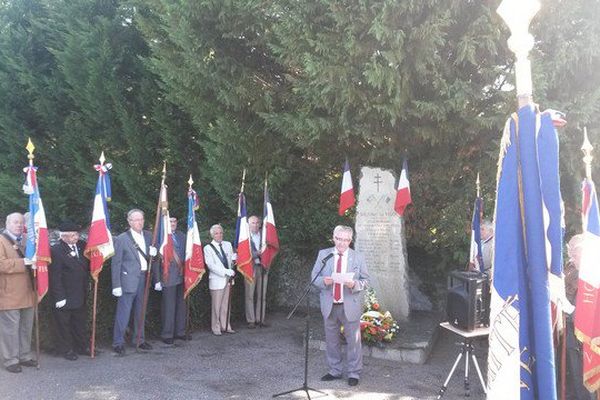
left=0, top=142, right=280, bottom=369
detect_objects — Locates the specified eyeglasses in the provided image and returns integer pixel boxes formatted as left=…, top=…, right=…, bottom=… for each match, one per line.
left=334, top=236, right=352, bottom=243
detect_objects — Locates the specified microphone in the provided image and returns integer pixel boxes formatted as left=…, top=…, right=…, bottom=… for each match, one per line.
left=321, top=253, right=334, bottom=264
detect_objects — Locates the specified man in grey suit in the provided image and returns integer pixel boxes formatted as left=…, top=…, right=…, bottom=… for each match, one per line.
left=311, top=225, right=369, bottom=387
left=111, top=209, right=158, bottom=355
left=155, top=217, right=187, bottom=345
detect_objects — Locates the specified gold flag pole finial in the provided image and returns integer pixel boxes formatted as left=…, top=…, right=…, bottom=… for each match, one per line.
left=582, top=127, right=593, bottom=180
left=497, top=0, right=541, bottom=107
left=26, top=138, right=35, bottom=166
left=188, top=174, right=194, bottom=189
left=241, top=169, right=247, bottom=193
left=99, top=151, right=106, bottom=166
left=476, top=173, right=481, bottom=198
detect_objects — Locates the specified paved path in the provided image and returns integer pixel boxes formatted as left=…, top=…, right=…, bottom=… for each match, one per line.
left=0, top=312, right=486, bottom=399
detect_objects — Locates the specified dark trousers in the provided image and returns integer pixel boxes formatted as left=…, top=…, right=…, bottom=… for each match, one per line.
left=53, top=305, right=87, bottom=355
left=161, top=283, right=186, bottom=339
left=113, top=274, right=146, bottom=347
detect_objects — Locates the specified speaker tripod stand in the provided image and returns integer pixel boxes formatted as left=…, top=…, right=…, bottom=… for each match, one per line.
left=437, top=322, right=488, bottom=399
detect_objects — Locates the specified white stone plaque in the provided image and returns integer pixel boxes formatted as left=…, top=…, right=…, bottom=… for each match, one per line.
left=354, top=166, right=410, bottom=322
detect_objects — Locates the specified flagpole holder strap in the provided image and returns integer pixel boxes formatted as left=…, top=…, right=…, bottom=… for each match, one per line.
left=436, top=322, right=488, bottom=399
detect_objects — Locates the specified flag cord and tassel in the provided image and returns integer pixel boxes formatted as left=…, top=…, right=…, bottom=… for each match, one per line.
left=136, top=161, right=166, bottom=349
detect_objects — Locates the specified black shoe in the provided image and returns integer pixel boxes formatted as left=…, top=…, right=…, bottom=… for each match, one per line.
left=113, top=345, right=125, bottom=356
left=247, top=323, right=256, bottom=329
left=138, top=342, right=153, bottom=351
left=6, top=364, right=22, bottom=373
left=162, top=338, right=174, bottom=345
left=321, top=373, right=341, bottom=381
left=63, top=351, right=78, bottom=361
left=175, top=334, right=192, bottom=341
left=348, top=378, right=359, bottom=386
left=19, top=359, right=38, bottom=368
left=258, top=322, right=270, bottom=328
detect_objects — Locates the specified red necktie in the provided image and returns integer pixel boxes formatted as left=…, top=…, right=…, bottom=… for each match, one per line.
left=333, top=253, right=343, bottom=302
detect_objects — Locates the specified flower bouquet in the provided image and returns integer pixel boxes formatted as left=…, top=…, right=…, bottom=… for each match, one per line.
left=360, top=288, right=400, bottom=346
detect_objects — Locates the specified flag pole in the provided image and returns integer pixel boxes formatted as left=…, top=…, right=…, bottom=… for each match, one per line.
left=497, top=0, right=539, bottom=108
left=184, top=174, right=194, bottom=338
left=90, top=151, right=106, bottom=359
left=560, top=312, right=567, bottom=400
left=25, top=139, right=40, bottom=368
left=258, top=173, right=268, bottom=326
left=225, top=169, right=246, bottom=331
left=582, top=128, right=598, bottom=399
left=583, top=127, right=593, bottom=180
left=136, top=161, right=166, bottom=350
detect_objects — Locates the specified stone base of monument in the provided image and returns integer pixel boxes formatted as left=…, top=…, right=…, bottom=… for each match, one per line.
left=308, top=311, right=442, bottom=364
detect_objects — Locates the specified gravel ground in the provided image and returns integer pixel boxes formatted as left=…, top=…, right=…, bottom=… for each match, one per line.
left=0, top=312, right=486, bottom=400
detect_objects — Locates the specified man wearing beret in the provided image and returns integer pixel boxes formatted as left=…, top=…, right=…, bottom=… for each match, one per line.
left=49, top=221, right=91, bottom=361
left=0, top=212, right=37, bottom=373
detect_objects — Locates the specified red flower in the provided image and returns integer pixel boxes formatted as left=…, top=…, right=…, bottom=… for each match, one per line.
left=372, top=303, right=380, bottom=311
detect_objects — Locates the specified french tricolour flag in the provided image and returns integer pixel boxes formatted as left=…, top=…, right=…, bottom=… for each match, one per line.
left=338, top=160, right=355, bottom=216
left=23, top=164, right=51, bottom=302
left=184, top=185, right=205, bottom=298
left=394, top=159, right=412, bottom=216
left=235, top=192, right=254, bottom=283
left=574, top=178, right=600, bottom=391
left=260, top=179, right=279, bottom=269
left=84, top=159, right=114, bottom=281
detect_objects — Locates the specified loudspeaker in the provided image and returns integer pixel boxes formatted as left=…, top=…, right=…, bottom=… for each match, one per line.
left=446, top=271, right=490, bottom=331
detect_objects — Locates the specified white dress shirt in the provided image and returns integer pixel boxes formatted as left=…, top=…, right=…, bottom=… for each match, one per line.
left=130, top=229, right=148, bottom=271
left=333, top=249, right=348, bottom=303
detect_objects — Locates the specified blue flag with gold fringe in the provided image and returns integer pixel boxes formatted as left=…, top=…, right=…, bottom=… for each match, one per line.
left=487, top=104, right=562, bottom=400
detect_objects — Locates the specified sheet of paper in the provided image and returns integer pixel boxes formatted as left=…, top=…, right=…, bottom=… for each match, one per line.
left=331, top=272, right=354, bottom=284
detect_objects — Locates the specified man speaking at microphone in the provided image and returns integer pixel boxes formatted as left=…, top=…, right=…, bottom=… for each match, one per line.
left=311, top=225, right=369, bottom=387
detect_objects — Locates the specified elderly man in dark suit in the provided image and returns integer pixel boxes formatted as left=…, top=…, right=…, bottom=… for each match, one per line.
left=49, top=221, right=90, bottom=360
left=111, top=209, right=158, bottom=356
left=155, top=217, right=188, bottom=345
left=311, top=225, right=369, bottom=387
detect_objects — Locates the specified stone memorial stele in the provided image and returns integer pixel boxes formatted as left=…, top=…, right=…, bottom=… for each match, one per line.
left=354, top=166, right=410, bottom=322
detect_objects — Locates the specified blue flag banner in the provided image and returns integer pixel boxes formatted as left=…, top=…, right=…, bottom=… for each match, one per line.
left=487, top=105, right=562, bottom=400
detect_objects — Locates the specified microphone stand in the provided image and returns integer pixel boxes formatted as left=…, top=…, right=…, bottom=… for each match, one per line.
left=273, top=254, right=332, bottom=399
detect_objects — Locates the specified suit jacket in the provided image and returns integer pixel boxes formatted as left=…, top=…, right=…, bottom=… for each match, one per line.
left=311, top=247, right=369, bottom=322
left=111, top=230, right=154, bottom=293
left=0, top=232, right=35, bottom=310
left=203, top=240, right=234, bottom=290
left=250, top=232, right=261, bottom=263
left=154, top=230, right=185, bottom=287
left=49, top=239, right=90, bottom=309
left=482, top=237, right=494, bottom=274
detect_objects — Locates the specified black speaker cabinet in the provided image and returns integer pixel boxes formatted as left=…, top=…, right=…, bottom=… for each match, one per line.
left=446, top=271, right=490, bottom=331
